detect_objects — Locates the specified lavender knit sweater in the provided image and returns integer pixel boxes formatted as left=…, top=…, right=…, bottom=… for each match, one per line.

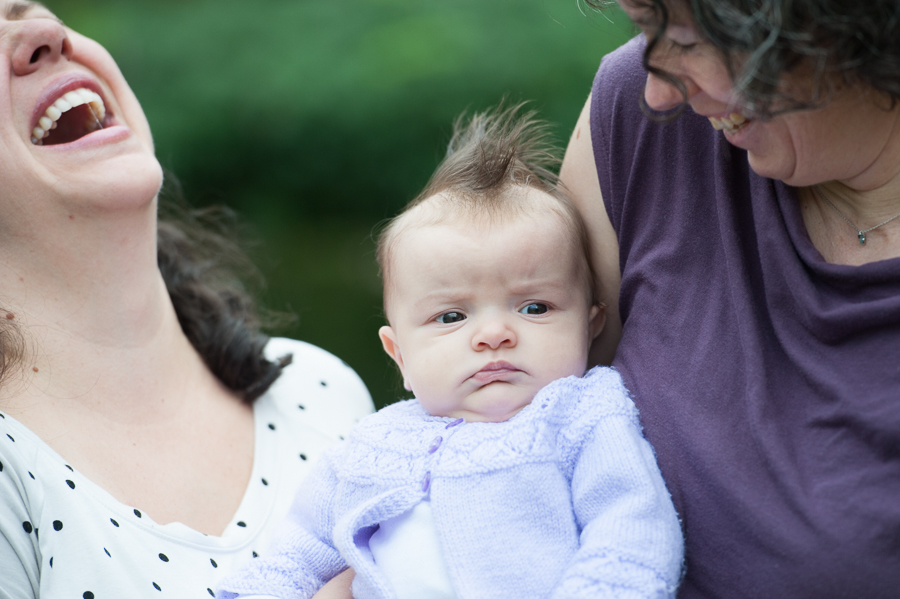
left=218, top=367, right=683, bottom=599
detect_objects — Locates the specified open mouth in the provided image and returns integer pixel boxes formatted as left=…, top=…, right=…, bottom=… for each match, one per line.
left=31, top=88, right=110, bottom=146
left=708, top=112, right=750, bottom=135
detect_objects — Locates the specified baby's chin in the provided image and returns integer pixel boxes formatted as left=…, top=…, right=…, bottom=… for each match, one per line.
left=445, top=403, right=529, bottom=424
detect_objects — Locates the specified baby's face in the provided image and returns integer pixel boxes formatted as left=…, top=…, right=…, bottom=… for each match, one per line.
left=379, top=194, right=603, bottom=423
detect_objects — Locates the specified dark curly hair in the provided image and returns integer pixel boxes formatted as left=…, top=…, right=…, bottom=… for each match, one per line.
left=156, top=178, right=292, bottom=403
left=589, top=0, right=900, bottom=117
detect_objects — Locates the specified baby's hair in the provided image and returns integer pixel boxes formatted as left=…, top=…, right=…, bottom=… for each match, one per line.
left=377, top=103, right=599, bottom=313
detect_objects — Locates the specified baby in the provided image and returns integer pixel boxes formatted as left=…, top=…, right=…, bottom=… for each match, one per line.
left=218, top=106, right=683, bottom=599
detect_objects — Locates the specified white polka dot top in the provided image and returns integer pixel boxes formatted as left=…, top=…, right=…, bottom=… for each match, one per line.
left=0, top=338, right=373, bottom=599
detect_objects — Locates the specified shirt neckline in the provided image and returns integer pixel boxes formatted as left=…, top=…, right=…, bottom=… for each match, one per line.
left=0, top=393, right=278, bottom=551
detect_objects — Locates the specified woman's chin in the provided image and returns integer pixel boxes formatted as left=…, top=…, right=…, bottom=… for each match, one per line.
left=62, top=154, right=163, bottom=214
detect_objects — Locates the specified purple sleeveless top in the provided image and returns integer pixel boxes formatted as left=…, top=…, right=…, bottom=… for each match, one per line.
left=591, top=37, right=900, bottom=598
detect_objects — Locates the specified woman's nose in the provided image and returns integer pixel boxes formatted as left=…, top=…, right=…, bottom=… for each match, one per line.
left=471, top=317, right=517, bottom=351
left=9, top=18, right=73, bottom=77
left=643, top=71, right=690, bottom=112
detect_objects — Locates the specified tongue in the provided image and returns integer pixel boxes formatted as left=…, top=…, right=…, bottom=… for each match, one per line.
left=43, top=105, right=102, bottom=146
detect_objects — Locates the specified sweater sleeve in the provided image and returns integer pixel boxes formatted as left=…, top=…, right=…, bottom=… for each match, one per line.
left=551, top=370, right=684, bottom=599
left=216, top=449, right=348, bottom=599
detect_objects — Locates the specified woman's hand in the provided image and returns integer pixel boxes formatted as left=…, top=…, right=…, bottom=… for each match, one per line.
left=311, top=568, right=355, bottom=599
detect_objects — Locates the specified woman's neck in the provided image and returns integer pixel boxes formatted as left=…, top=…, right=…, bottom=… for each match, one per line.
left=801, top=175, right=900, bottom=265
left=799, top=102, right=900, bottom=265
left=0, top=198, right=211, bottom=417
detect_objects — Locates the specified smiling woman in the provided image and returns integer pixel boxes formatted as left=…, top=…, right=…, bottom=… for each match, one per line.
left=0, top=2, right=371, bottom=597
left=560, top=0, right=900, bottom=596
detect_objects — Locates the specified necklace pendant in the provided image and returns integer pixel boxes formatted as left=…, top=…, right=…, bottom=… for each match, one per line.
left=859, top=231, right=866, bottom=245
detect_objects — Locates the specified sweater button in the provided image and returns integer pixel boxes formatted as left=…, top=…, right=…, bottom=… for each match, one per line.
left=445, top=418, right=464, bottom=430
left=428, top=436, right=442, bottom=454
left=422, top=471, right=431, bottom=493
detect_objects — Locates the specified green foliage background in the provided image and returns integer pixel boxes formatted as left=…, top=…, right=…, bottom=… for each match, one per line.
left=49, top=0, right=634, bottom=408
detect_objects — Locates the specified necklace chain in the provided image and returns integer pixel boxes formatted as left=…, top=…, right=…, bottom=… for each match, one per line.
left=813, top=186, right=900, bottom=245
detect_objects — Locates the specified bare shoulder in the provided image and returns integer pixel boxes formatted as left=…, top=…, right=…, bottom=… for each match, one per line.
left=560, top=94, right=622, bottom=366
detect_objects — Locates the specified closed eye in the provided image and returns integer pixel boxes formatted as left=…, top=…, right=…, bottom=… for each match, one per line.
left=519, top=303, right=548, bottom=315
left=669, top=40, right=698, bottom=53
left=436, top=311, right=466, bottom=324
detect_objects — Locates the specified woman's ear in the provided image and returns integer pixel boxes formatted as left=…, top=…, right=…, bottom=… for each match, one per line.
left=379, top=325, right=411, bottom=391
left=588, top=303, right=606, bottom=341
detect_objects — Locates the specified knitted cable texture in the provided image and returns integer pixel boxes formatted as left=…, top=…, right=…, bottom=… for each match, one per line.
left=219, top=366, right=684, bottom=599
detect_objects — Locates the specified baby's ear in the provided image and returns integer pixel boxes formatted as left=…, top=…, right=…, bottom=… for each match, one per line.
left=378, top=326, right=411, bottom=391
left=588, top=303, right=606, bottom=341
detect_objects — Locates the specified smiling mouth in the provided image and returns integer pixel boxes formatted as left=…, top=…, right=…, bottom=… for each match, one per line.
left=708, top=112, right=750, bottom=135
left=31, top=88, right=109, bottom=146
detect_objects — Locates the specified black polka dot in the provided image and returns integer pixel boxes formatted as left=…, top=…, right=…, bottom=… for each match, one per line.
left=22, top=521, right=32, bottom=533
left=153, top=582, right=161, bottom=591
left=104, top=548, right=111, bottom=557
left=134, top=508, right=142, bottom=518
left=320, top=380, right=327, bottom=387
left=252, top=551, right=259, bottom=558
left=110, top=518, right=119, bottom=527
left=158, top=553, right=169, bottom=562
left=0, top=412, right=4, bottom=418
left=339, top=435, right=345, bottom=440
left=210, top=558, right=218, bottom=568
left=268, top=423, right=276, bottom=430
left=66, top=480, right=75, bottom=489
left=0, top=460, right=4, bottom=472
left=299, top=453, right=307, bottom=461
left=237, top=521, right=246, bottom=527
left=7, top=433, right=14, bottom=442
left=261, top=478, right=268, bottom=486
left=208, top=589, right=215, bottom=597
left=28, top=471, right=34, bottom=479
left=49, top=557, right=53, bottom=567
left=84, top=592, right=94, bottom=599
left=298, top=404, right=306, bottom=410
left=65, top=465, right=74, bottom=472
left=53, top=520, right=63, bottom=531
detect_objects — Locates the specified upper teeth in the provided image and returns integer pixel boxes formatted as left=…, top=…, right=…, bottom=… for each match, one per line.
left=31, top=88, right=106, bottom=145
left=709, top=112, right=747, bottom=133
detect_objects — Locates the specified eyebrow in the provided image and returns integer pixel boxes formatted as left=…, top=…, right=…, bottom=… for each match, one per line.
left=6, top=1, right=59, bottom=23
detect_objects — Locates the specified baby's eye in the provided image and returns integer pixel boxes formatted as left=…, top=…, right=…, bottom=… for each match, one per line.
left=436, top=312, right=466, bottom=324
left=519, top=303, right=549, bottom=315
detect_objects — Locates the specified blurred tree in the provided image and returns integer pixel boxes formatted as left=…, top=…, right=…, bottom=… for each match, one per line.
left=48, top=0, right=634, bottom=408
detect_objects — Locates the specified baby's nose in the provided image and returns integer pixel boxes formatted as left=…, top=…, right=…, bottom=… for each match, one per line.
left=472, top=317, right=517, bottom=350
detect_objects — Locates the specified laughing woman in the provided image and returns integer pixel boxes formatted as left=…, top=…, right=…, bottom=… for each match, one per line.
left=0, top=2, right=370, bottom=597
left=561, top=0, right=900, bottom=596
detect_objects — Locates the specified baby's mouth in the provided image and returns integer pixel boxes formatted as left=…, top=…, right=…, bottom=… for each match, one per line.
left=31, top=88, right=109, bottom=146
left=708, top=112, right=749, bottom=135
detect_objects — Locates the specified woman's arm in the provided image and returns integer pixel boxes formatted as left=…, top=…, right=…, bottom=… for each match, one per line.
left=559, top=94, right=622, bottom=366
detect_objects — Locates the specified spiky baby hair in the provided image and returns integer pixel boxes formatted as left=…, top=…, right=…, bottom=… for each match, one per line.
left=377, top=103, right=598, bottom=314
